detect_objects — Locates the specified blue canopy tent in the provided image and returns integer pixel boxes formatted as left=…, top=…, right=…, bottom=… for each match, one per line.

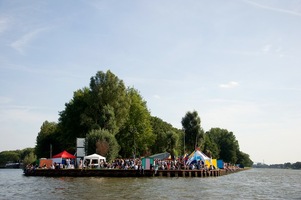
left=186, top=150, right=211, bottom=165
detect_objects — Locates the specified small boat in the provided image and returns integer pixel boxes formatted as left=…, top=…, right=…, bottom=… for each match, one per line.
left=5, top=162, right=21, bottom=168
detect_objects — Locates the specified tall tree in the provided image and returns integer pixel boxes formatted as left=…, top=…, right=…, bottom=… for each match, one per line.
left=85, top=129, right=119, bottom=162
left=236, top=150, right=253, bottom=167
left=23, top=151, right=37, bottom=167
left=203, top=133, right=219, bottom=158
left=150, top=116, right=183, bottom=157
left=116, top=88, right=155, bottom=158
left=35, top=121, right=61, bottom=158
left=292, top=162, right=301, bottom=169
left=165, top=131, right=179, bottom=159
left=206, top=128, right=240, bottom=164
left=58, top=70, right=131, bottom=152
left=181, top=111, right=204, bottom=153
left=20, top=148, right=35, bottom=161
left=85, top=70, right=130, bottom=134
left=59, top=88, right=90, bottom=151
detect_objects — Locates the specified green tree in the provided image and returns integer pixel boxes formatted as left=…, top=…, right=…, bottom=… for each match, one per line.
left=181, top=111, right=204, bottom=153
left=86, top=70, right=130, bottom=134
left=35, top=121, right=61, bottom=158
left=23, top=151, right=37, bottom=167
left=20, top=148, right=35, bottom=161
left=150, top=116, right=170, bottom=153
left=236, top=150, right=253, bottom=167
left=165, top=131, right=179, bottom=159
left=0, top=148, right=37, bottom=167
left=85, top=129, right=120, bottom=162
left=0, top=151, right=20, bottom=167
left=283, top=162, right=292, bottom=169
left=149, top=116, right=183, bottom=157
left=116, top=88, right=155, bottom=158
left=203, top=133, right=219, bottom=158
left=58, top=70, right=131, bottom=152
left=59, top=88, right=90, bottom=150
left=292, top=162, right=301, bottom=169
left=206, top=128, right=240, bottom=164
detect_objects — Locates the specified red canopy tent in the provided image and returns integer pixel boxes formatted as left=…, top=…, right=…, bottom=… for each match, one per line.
left=52, top=150, right=76, bottom=159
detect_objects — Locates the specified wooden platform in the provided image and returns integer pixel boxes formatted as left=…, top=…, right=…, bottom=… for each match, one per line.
left=23, top=168, right=241, bottom=177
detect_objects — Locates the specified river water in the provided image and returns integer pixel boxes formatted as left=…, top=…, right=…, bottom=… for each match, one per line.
left=0, top=168, right=300, bottom=200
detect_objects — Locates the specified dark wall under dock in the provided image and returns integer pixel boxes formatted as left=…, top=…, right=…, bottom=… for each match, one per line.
left=23, top=168, right=244, bottom=177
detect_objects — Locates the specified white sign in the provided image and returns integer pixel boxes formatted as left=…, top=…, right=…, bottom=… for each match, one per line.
left=77, top=138, right=85, bottom=147
left=76, top=138, right=85, bottom=157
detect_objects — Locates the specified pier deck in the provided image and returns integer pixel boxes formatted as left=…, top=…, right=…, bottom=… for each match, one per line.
left=23, top=168, right=242, bottom=177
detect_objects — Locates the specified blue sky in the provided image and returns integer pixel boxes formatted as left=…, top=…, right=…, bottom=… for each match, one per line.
left=1, top=0, right=300, bottom=164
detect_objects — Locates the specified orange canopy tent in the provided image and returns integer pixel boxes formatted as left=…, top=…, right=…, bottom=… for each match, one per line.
left=52, top=150, right=76, bottom=159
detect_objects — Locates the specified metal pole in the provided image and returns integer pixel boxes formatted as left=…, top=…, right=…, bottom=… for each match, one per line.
left=183, top=131, right=185, bottom=164
left=50, top=144, right=52, bottom=158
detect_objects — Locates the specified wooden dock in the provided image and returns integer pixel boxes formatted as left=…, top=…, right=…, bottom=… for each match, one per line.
left=23, top=168, right=242, bottom=177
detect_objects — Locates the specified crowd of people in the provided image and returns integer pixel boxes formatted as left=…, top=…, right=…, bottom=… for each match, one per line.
left=223, top=162, right=240, bottom=171
left=76, top=157, right=219, bottom=171
left=25, top=156, right=240, bottom=172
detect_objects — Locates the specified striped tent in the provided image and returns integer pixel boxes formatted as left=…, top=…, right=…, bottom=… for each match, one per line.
left=186, top=150, right=211, bottom=165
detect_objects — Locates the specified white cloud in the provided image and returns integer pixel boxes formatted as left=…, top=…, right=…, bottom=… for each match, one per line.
left=153, top=94, right=161, bottom=99
left=243, top=0, right=301, bottom=17
left=87, top=1, right=108, bottom=11
left=0, top=105, right=55, bottom=123
left=10, top=27, right=47, bottom=54
left=262, top=44, right=272, bottom=53
left=227, top=43, right=285, bottom=57
left=0, top=17, right=9, bottom=33
left=0, top=96, right=12, bottom=104
left=219, top=81, right=239, bottom=89
left=275, top=46, right=282, bottom=53
left=227, top=50, right=261, bottom=57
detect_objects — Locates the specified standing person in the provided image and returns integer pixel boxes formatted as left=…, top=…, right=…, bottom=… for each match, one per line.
left=66, top=158, right=70, bottom=168
left=197, top=160, right=201, bottom=170
left=79, top=159, right=83, bottom=169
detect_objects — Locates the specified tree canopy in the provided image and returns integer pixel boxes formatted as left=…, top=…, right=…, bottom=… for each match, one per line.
left=85, top=129, right=119, bottom=162
left=205, top=128, right=239, bottom=163
left=35, top=121, right=61, bottom=158
left=32, top=70, right=253, bottom=167
left=0, top=148, right=36, bottom=167
left=57, top=70, right=131, bottom=152
left=205, top=128, right=253, bottom=166
left=85, top=70, right=130, bottom=133
left=150, top=116, right=183, bottom=158
left=116, top=88, right=155, bottom=158
left=181, top=110, right=204, bottom=153
left=58, top=88, right=90, bottom=150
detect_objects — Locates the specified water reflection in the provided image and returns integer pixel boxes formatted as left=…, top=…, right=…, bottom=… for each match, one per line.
left=1, top=169, right=301, bottom=200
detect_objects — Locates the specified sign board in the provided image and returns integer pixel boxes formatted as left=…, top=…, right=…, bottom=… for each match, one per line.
left=77, top=138, right=85, bottom=147
left=76, top=138, right=85, bottom=157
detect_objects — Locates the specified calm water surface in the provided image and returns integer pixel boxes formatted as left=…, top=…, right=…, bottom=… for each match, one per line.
left=0, top=168, right=300, bottom=200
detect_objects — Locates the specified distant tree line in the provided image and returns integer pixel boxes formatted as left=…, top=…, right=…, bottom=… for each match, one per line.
left=0, top=148, right=36, bottom=167
left=282, top=162, right=301, bottom=169
left=253, top=162, right=301, bottom=169
left=0, top=70, right=253, bottom=167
